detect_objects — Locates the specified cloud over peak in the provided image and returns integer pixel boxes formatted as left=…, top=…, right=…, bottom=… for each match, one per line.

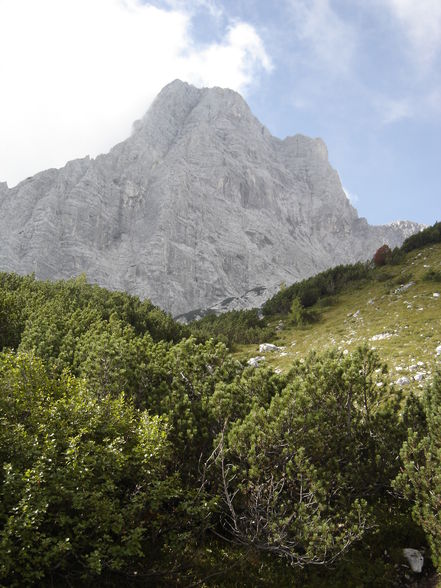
left=0, top=0, right=270, bottom=186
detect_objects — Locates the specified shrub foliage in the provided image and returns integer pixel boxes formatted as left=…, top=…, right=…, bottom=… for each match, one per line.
left=0, top=231, right=440, bottom=584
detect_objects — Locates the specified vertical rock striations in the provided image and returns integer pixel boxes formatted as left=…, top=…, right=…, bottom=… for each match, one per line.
left=0, top=80, right=423, bottom=315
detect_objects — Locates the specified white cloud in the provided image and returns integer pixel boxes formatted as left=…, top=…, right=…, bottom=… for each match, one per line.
left=380, top=97, right=413, bottom=124
left=385, top=0, right=441, bottom=66
left=288, top=0, right=357, bottom=75
left=343, top=187, right=359, bottom=205
left=179, top=23, right=272, bottom=90
left=0, top=0, right=271, bottom=186
left=162, top=0, right=224, bottom=20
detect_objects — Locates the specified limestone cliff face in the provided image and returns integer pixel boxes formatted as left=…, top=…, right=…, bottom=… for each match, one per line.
left=0, top=80, right=422, bottom=315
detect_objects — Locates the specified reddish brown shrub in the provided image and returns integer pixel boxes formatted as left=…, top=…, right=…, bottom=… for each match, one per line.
left=373, top=244, right=392, bottom=267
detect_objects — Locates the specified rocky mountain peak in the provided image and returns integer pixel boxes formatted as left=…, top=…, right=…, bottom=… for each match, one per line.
left=0, top=81, right=423, bottom=315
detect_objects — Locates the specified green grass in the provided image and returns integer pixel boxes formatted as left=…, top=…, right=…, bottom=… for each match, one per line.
left=235, top=243, right=441, bottom=391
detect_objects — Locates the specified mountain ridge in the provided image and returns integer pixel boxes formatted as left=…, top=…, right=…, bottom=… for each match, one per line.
left=0, top=80, right=423, bottom=315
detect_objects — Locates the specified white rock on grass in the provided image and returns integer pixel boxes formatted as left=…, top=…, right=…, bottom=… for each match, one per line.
left=436, top=344, right=441, bottom=356
left=414, top=373, right=425, bottom=382
left=247, top=356, right=265, bottom=367
left=259, top=343, right=282, bottom=353
left=434, top=293, right=440, bottom=298
left=396, top=376, right=410, bottom=386
left=370, top=333, right=393, bottom=341
left=395, top=282, right=415, bottom=294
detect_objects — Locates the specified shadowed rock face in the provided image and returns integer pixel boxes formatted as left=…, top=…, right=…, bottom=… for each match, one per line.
left=0, top=80, right=422, bottom=315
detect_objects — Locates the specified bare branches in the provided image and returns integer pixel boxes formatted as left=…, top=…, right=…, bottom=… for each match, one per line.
left=203, top=426, right=368, bottom=568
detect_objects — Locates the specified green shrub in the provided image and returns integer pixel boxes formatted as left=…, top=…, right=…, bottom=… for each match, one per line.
left=212, top=347, right=406, bottom=568
left=389, top=247, right=406, bottom=265
left=423, top=269, right=441, bottom=282
left=189, top=308, right=275, bottom=347
left=262, top=262, right=371, bottom=316
left=289, top=297, right=318, bottom=326
left=401, top=221, right=441, bottom=252
left=392, top=272, right=413, bottom=286
left=394, top=371, right=441, bottom=572
left=0, top=351, right=176, bottom=585
left=375, top=270, right=394, bottom=282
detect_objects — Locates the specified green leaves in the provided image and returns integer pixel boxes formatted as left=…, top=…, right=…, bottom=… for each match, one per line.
left=1, top=266, right=437, bottom=584
left=0, top=351, right=174, bottom=585
left=212, top=347, right=403, bottom=566
left=395, top=371, right=441, bottom=571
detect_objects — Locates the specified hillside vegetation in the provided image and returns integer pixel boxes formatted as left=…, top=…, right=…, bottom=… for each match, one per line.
left=0, top=223, right=440, bottom=586
left=236, top=239, right=441, bottom=386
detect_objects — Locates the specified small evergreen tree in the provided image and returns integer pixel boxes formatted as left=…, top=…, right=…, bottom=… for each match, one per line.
left=395, top=371, right=441, bottom=571
left=289, top=297, right=317, bottom=326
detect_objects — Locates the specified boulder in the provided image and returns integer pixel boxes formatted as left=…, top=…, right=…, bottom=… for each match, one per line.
left=370, top=333, right=393, bottom=341
left=259, top=343, right=282, bottom=353
left=394, top=282, right=415, bottom=294
left=396, top=376, right=410, bottom=386
left=247, top=356, right=265, bottom=367
left=403, top=548, right=424, bottom=573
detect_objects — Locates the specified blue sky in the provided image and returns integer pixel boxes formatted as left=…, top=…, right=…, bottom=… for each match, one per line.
left=0, top=0, right=439, bottom=225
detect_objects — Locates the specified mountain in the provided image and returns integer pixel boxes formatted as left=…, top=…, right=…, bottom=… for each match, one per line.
left=0, top=80, right=423, bottom=315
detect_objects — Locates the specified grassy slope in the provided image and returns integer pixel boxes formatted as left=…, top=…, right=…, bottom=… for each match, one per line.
left=235, top=243, right=441, bottom=390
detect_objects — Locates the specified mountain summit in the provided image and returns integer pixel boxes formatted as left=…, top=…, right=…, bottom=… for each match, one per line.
left=0, top=80, right=422, bottom=314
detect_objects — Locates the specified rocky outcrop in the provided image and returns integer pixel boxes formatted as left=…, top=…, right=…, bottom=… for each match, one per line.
left=0, top=80, right=423, bottom=315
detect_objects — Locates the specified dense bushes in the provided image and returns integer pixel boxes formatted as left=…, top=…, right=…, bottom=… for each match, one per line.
left=189, top=308, right=275, bottom=348
left=0, top=337, right=433, bottom=585
left=0, top=266, right=439, bottom=585
left=210, top=347, right=407, bottom=567
left=401, top=221, right=441, bottom=252
left=0, top=352, right=176, bottom=586
left=0, top=272, right=188, bottom=355
left=423, top=269, right=441, bottom=282
left=395, top=370, right=441, bottom=573
left=262, top=262, right=371, bottom=316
